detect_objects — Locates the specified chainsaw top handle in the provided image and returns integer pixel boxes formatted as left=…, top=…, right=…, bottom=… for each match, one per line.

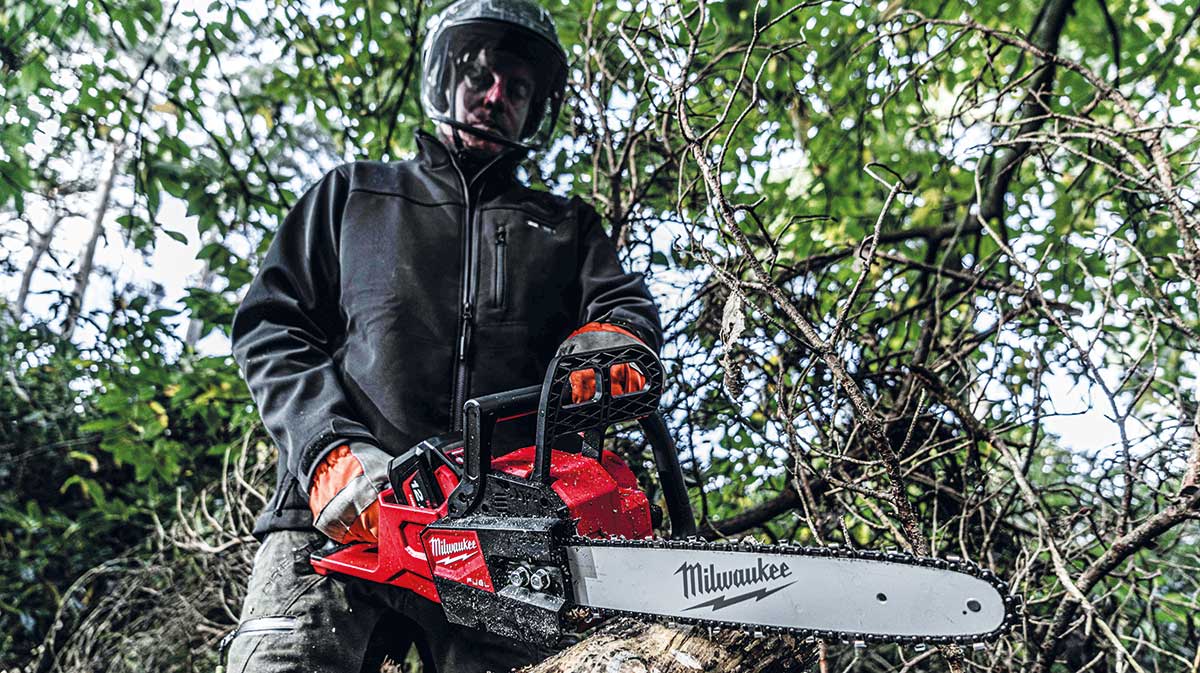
left=533, top=328, right=663, bottom=482
left=445, top=331, right=695, bottom=537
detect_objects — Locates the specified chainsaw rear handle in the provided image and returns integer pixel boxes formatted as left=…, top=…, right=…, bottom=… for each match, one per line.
left=446, top=336, right=696, bottom=537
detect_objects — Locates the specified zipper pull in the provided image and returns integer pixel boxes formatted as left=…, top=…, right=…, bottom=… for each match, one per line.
left=458, top=302, right=474, bottom=360
left=496, top=223, right=507, bottom=245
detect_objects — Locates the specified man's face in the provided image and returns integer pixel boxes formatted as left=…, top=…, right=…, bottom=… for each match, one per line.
left=445, top=48, right=537, bottom=154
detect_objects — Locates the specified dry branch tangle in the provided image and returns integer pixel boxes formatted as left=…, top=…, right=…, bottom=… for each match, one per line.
left=912, top=365, right=1200, bottom=673
left=628, top=1, right=1199, bottom=671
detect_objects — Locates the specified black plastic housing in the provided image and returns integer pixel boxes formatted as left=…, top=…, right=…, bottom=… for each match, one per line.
left=426, top=509, right=575, bottom=645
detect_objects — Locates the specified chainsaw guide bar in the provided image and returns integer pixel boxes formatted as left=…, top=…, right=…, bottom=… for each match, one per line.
left=562, top=536, right=1021, bottom=646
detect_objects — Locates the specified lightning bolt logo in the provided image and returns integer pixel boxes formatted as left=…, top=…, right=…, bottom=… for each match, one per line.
left=436, top=550, right=477, bottom=566
left=683, top=581, right=797, bottom=612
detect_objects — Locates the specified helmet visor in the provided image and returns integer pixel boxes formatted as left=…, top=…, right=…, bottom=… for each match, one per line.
left=422, top=21, right=566, bottom=148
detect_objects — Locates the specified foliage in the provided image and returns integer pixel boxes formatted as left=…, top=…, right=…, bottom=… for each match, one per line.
left=2, top=0, right=1198, bottom=671
left=0, top=302, right=256, bottom=665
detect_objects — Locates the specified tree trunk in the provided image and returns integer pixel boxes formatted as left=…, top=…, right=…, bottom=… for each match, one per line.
left=15, top=209, right=64, bottom=318
left=523, top=620, right=816, bottom=673
left=62, top=147, right=119, bottom=340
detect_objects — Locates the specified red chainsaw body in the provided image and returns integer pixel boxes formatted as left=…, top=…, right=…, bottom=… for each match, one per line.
left=310, top=444, right=652, bottom=603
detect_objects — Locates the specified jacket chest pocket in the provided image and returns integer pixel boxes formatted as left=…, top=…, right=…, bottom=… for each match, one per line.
left=483, top=211, right=575, bottom=318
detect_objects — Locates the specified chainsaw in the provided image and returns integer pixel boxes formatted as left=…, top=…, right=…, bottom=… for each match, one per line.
left=311, top=333, right=1020, bottom=648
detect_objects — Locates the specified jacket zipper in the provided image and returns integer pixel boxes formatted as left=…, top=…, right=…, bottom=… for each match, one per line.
left=447, top=148, right=519, bottom=431
left=493, top=223, right=507, bottom=308
left=449, top=153, right=474, bottom=431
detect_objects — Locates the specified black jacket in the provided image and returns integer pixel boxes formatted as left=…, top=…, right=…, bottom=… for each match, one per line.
left=232, top=132, right=663, bottom=536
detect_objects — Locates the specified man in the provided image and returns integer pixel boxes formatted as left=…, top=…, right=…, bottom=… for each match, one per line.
left=224, top=1, right=662, bottom=671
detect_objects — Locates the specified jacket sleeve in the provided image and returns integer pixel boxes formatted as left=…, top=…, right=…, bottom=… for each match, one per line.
left=575, top=202, right=664, bottom=351
left=231, top=165, right=378, bottom=491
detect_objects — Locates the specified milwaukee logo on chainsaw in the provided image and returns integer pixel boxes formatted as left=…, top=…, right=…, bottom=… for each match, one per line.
left=428, top=536, right=478, bottom=564
left=423, top=530, right=495, bottom=593
left=676, top=557, right=796, bottom=612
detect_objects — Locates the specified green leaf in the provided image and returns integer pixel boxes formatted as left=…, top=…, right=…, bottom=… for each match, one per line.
left=60, top=475, right=106, bottom=506
left=162, top=229, right=188, bottom=244
left=197, top=242, right=226, bottom=262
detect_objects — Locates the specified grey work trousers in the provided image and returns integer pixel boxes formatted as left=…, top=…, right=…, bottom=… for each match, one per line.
left=223, top=530, right=559, bottom=673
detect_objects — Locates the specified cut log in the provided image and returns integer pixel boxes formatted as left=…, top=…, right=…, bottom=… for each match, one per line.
left=522, top=619, right=816, bottom=673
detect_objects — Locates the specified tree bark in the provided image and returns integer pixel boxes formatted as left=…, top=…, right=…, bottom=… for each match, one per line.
left=62, top=147, right=118, bottom=341
left=523, top=620, right=815, bottom=673
left=1182, top=405, right=1200, bottom=493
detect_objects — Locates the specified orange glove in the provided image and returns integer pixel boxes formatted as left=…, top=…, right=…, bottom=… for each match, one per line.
left=563, top=322, right=647, bottom=404
left=309, top=442, right=390, bottom=544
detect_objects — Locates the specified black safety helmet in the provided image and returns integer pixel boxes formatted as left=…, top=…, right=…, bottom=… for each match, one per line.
left=421, top=0, right=568, bottom=150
